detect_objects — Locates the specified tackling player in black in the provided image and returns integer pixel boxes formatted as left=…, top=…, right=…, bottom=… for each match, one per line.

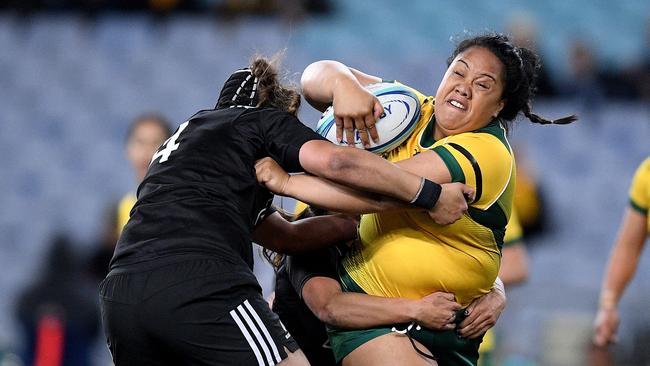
left=99, top=56, right=472, bottom=366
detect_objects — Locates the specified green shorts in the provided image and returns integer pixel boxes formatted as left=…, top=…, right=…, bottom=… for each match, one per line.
left=328, top=267, right=483, bottom=366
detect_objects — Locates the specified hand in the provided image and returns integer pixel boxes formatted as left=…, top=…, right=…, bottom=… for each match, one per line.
left=458, top=286, right=506, bottom=338
left=593, top=307, right=619, bottom=347
left=255, top=157, right=289, bottom=194
left=428, top=183, right=474, bottom=225
left=332, top=79, right=383, bottom=147
left=413, top=292, right=462, bottom=331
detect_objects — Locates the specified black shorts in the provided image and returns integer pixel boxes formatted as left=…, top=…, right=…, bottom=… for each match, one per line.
left=99, top=257, right=299, bottom=366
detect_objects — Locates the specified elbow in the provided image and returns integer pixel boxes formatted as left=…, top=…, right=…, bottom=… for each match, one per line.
left=323, top=148, right=358, bottom=181
left=315, top=301, right=338, bottom=326
left=301, top=61, right=333, bottom=110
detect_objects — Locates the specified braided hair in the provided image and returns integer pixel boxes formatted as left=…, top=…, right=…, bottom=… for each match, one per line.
left=215, top=55, right=301, bottom=116
left=448, top=34, right=577, bottom=128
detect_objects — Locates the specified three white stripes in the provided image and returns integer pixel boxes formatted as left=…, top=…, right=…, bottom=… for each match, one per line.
left=230, top=300, right=282, bottom=366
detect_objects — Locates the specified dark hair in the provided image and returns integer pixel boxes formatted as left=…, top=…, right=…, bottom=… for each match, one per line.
left=448, top=33, right=576, bottom=128
left=126, top=113, right=173, bottom=143
left=250, top=56, right=302, bottom=116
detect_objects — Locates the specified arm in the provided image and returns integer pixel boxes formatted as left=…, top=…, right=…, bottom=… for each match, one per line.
left=457, top=278, right=507, bottom=339
left=593, top=207, right=647, bottom=346
left=252, top=211, right=358, bottom=254
left=499, top=243, right=530, bottom=285
left=301, top=60, right=382, bottom=146
left=301, top=276, right=460, bottom=330
left=256, top=156, right=472, bottom=221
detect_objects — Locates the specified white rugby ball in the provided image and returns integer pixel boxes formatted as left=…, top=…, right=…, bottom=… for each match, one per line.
left=315, top=82, right=421, bottom=154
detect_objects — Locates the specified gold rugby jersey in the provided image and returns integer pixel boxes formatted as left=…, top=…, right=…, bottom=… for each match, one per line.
left=117, top=192, right=137, bottom=235
left=629, top=157, right=650, bottom=233
left=504, top=208, right=523, bottom=247
left=343, top=82, right=515, bottom=306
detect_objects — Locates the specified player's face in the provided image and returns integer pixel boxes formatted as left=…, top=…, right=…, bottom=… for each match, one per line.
left=126, top=120, right=169, bottom=182
left=434, top=47, right=505, bottom=138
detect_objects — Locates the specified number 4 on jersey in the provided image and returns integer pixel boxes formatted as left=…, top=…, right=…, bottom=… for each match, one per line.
left=150, top=121, right=189, bottom=165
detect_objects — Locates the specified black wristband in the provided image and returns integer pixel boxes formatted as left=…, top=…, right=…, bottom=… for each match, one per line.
left=411, top=179, right=442, bottom=210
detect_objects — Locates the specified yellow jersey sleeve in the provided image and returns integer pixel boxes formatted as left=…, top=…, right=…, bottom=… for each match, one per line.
left=432, top=130, right=515, bottom=211
left=629, top=157, right=650, bottom=215
left=504, top=208, right=524, bottom=247
left=116, top=192, right=137, bottom=235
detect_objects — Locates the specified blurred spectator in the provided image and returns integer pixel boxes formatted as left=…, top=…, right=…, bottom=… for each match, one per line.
left=564, top=39, right=606, bottom=111
left=512, top=146, right=549, bottom=240
left=89, top=114, right=172, bottom=279
left=507, top=12, right=557, bottom=97
left=593, top=157, right=650, bottom=348
left=625, top=15, right=650, bottom=102
left=87, top=203, right=119, bottom=282
left=16, top=234, right=99, bottom=366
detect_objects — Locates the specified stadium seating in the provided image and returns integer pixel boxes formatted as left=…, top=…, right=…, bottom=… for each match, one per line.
left=1, top=2, right=650, bottom=361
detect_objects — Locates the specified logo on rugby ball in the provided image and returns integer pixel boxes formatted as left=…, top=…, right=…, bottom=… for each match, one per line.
left=316, top=82, right=421, bottom=154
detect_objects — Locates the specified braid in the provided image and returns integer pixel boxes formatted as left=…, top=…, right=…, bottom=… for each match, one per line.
left=522, top=103, right=578, bottom=125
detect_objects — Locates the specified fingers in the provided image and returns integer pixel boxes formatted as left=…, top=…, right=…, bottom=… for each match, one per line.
left=343, top=117, right=355, bottom=146
left=364, top=114, right=379, bottom=144
left=461, top=184, right=475, bottom=203
left=459, top=304, right=479, bottom=329
left=335, top=116, right=344, bottom=143
left=357, top=129, right=370, bottom=148
left=592, top=324, right=617, bottom=347
left=373, top=99, right=384, bottom=119
left=442, top=322, right=456, bottom=331
left=459, top=318, right=491, bottom=339
left=438, top=292, right=456, bottom=301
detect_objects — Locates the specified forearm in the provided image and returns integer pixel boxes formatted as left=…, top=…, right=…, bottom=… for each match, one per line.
left=600, top=241, right=641, bottom=307
left=301, top=60, right=361, bottom=111
left=280, top=215, right=357, bottom=254
left=300, top=142, right=424, bottom=204
left=316, top=292, right=419, bottom=329
left=599, top=208, right=647, bottom=308
left=253, top=212, right=357, bottom=254
left=283, top=173, right=410, bottom=214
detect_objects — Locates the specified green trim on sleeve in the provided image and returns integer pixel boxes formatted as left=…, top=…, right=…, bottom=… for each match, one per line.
left=433, top=145, right=465, bottom=183
left=503, top=237, right=523, bottom=248
left=630, top=198, right=648, bottom=215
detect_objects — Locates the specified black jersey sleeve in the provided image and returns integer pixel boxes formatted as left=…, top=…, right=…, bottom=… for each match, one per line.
left=285, top=245, right=346, bottom=300
left=259, top=109, right=327, bottom=173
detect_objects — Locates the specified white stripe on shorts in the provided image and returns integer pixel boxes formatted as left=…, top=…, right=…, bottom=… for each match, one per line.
left=230, top=308, right=265, bottom=366
left=235, top=302, right=277, bottom=365
left=243, top=300, right=282, bottom=363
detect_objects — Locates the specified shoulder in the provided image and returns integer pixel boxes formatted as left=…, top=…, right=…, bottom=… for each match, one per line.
left=433, top=122, right=513, bottom=173
left=432, top=122, right=514, bottom=209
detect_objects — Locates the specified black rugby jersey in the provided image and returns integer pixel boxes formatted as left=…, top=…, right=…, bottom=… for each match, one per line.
left=110, top=107, right=324, bottom=270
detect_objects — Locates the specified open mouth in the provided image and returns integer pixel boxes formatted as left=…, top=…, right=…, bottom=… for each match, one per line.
left=447, top=99, right=467, bottom=111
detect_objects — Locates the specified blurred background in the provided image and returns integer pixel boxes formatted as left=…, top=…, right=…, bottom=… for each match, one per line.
left=1, top=0, right=650, bottom=365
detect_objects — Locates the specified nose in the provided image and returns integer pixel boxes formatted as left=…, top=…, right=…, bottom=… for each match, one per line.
left=455, top=82, right=471, bottom=99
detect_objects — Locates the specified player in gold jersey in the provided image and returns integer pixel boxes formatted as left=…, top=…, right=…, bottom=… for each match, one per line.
left=258, top=34, right=575, bottom=366
left=593, top=157, right=650, bottom=347
left=117, top=114, right=172, bottom=233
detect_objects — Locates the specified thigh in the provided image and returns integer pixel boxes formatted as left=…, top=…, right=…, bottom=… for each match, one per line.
left=100, top=297, right=173, bottom=366
left=342, top=333, right=437, bottom=366
left=146, top=279, right=300, bottom=366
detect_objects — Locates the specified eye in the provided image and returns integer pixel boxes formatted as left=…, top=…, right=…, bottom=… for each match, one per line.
left=477, top=83, right=489, bottom=89
left=454, top=71, right=463, bottom=77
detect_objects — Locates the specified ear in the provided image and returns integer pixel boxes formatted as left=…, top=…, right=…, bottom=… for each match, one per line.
left=493, top=99, right=506, bottom=118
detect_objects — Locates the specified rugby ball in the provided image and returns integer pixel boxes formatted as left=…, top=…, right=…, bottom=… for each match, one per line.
left=315, top=82, right=421, bottom=154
